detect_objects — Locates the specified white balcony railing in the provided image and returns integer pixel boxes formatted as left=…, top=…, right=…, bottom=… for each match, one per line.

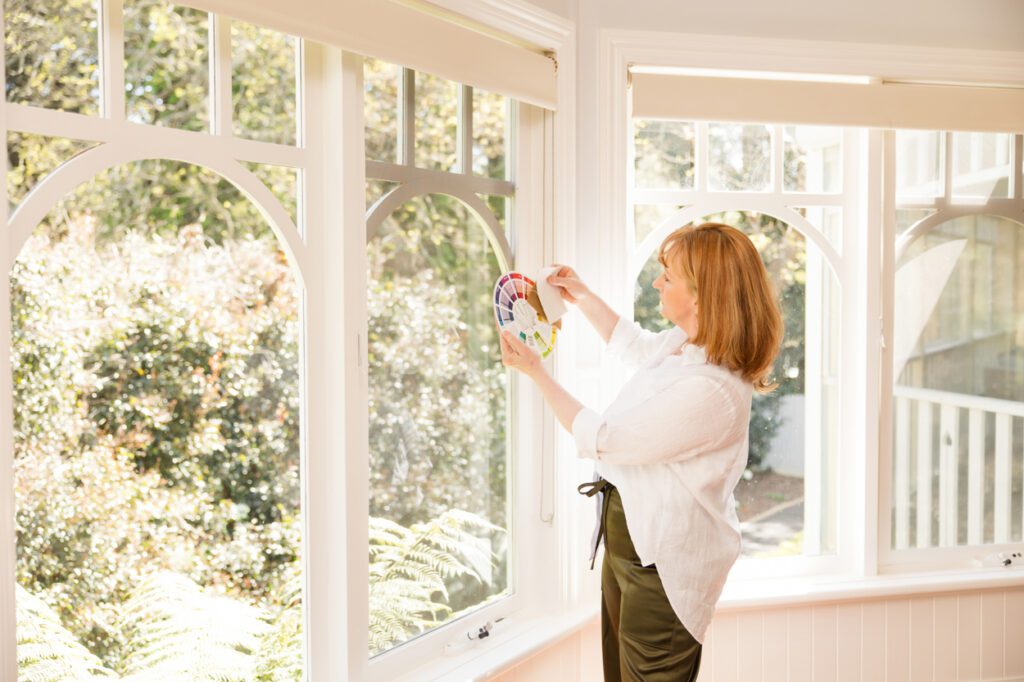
left=892, top=385, right=1024, bottom=550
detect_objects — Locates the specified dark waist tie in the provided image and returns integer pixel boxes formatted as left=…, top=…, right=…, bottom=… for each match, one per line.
left=577, top=478, right=615, bottom=570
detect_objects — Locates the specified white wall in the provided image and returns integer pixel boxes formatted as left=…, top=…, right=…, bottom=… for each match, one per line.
left=490, top=586, right=1024, bottom=682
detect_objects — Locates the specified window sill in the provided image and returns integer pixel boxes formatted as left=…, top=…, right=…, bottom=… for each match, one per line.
left=718, top=564, right=1024, bottom=610
left=390, top=603, right=599, bottom=682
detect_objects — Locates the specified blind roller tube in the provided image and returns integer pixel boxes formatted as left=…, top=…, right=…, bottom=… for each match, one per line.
left=632, top=73, right=1024, bottom=132
left=180, top=0, right=558, bottom=109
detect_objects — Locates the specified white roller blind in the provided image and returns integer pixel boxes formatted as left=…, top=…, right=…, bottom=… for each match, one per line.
left=631, top=73, right=1024, bottom=132
left=179, top=0, right=558, bottom=109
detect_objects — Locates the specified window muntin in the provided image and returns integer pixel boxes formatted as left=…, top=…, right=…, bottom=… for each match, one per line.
left=630, top=118, right=846, bottom=561
left=364, top=61, right=515, bottom=658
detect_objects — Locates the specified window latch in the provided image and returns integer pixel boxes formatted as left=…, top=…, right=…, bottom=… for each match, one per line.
left=467, top=617, right=505, bottom=641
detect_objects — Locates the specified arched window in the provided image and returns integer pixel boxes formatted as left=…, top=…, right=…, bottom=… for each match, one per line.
left=363, top=58, right=517, bottom=659
left=5, top=1, right=308, bottom=676
left=631, top=119, right=848, bottom=574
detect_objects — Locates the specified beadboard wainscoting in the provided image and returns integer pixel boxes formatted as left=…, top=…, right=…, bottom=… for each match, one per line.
left=489, top=585, right=1024, bottom=682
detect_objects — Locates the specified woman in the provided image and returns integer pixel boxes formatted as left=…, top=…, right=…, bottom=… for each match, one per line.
left=498, top=222, right=783, bottom=682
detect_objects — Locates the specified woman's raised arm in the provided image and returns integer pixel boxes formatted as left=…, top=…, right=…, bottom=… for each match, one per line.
left=546, top=265, right=620, bottom=343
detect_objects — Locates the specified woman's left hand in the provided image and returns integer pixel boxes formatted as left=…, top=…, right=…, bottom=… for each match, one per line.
left=498, top=329, right=543, bottom=378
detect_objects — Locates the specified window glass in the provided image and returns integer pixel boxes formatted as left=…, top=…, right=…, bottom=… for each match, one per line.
left=473, top=88, right=507, bottom=179
left=633, top=119, right=695, bottom=189
left=232, top=20, right=298, bottom=145
left=708, top=123, right=772, bottom=191
left=124, top=0, right=209, bottom=131
left=891, top=215, right=1024, bottom=548
left=5, top=0, right=100, bottom=114
left=634, top=210, right=840, bottom=557
left=244, top=161, right=300, bottom=227
left=784, top=125, right=842, bottom=193
left=895, top=130, right=943, bottom=198
left=12, top=160, right=304, bottom=677
left=367, top=193, right=509, bottom=655
left=7, top=132, right=97, bottom=209
left=364, top=58, right=399, bottom=164
left=952, top=132, right=1012, bottom=200
left=415, top=72, right=458, bottom=171
left=633, top=204, right=686, bottom=246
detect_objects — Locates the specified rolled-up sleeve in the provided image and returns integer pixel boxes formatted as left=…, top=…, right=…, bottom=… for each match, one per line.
left=572, top=376, right=740, bottom=466
left=606, top=316, right=684, bottom=368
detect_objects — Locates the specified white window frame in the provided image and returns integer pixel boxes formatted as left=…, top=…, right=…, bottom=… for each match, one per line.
left=626, top=120, right=855, bottom=580
left=878, top=131, right=1024, bottom=573
left=596, top=30, right=1024, bottom=601
left=0, top=2, right=580, bottom=681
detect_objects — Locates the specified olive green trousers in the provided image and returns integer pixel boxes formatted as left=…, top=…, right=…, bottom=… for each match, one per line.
left=594, top=483, right=703, bottom=682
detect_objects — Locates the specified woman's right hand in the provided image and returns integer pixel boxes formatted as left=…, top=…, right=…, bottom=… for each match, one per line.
left=546, top=265, right=591, bottom=305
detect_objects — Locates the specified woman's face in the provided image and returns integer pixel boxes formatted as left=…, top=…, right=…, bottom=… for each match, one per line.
left=652, top=262, right=699, bottom=336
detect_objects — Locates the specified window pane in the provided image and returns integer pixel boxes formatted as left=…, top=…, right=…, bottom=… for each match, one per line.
left=244, top=161, right=299, bottom=227
left=367, top=194, right=508, bottom=655
left=634, top=211, right=841, bottom=557
left=7, top=132, right=97, bottom=209
left=232, top=21, right=297, bottom=145
left=793, top=206, right=843, bottom=255
left=708, top=124, right=771, bottom=192
left=633, top=203, right=685, bottom=247
left=633, top=119, right=695, bottom=189
left=896, top=208, right=936, bottom=235
left=952, top=132, right=1012, bottom=200
left=5, top=0, right=99, bottom=114
left=124, top=0, right=208, bottom=131
left=891, top=215, right=1024, bottom=549
left=415, top=72, right=458, bottom=171
left=364, top=58, right=399, bottom=164
left=366, top=179, right=398, bottom=211
left=473, top=88, right=507, bottom=179
left=479, top=194, right=508, bottom=239
left=13, top=160, right=304, bottom=677
left=784, top=126, right=842, bottom=193
left=895, top=130, right=943, bottom=198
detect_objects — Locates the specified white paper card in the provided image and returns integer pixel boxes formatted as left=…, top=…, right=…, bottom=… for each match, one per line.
left=536, top=265, right=568, bottom=324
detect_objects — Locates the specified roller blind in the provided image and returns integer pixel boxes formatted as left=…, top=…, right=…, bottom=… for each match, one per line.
left=179, top=0, right=558, bottom=109
left=631, top=73, right=1024, bottom=132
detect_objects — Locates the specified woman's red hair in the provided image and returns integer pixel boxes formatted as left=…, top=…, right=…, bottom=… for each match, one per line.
left=658, top=222, right=784, bottom=393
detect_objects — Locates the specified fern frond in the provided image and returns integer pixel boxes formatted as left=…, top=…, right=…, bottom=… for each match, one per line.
left=119, top=571, right=270, bottom=682
left=16, top=584, right=117, bottom=681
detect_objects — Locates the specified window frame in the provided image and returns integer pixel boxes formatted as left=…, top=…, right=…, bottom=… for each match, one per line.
left=355, top=61, right=546, bottom=680
left=626, top=119, right=860, bottom=580
left=0, top=2, right=576, bottom=679
left=877, top=130, right=1024, bottom=573
left=601, top=31, right=1024, bottom=595
left=0, top=1, right=317, bottom=677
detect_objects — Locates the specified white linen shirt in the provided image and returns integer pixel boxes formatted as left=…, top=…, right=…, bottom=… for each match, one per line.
left=571, top=316, right=753, bottom=645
